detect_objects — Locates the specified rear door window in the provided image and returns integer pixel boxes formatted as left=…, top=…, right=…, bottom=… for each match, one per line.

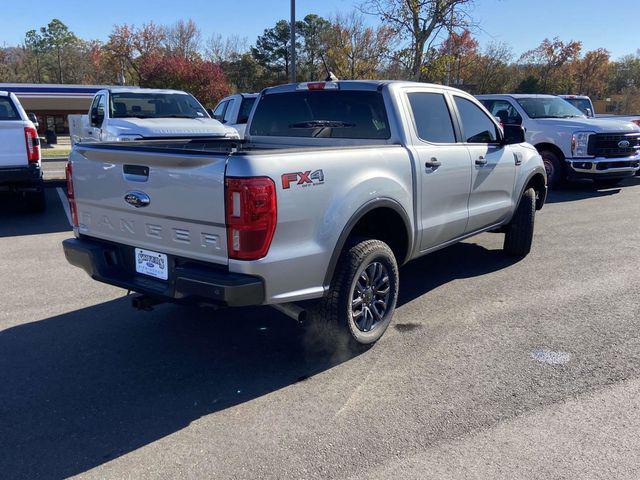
left=212, top=101, right=227, bottom=122
left=250, top=90, right=391, bottom=139
left=407, top=92, right=456, bottom=143
left=223, top=99, right=236, bottom=124
left=237, top=97, right=256, bottom=124
left=0, top=97, right=19, bottom=120
left=454, top=96, right=500, bottom=144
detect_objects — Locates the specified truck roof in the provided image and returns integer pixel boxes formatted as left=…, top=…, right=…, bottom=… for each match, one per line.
left=105, top=87, right=187, bottom=95
left=263, top=80, right=469, bottom=95
left=476, top=93, right=559, bottom=100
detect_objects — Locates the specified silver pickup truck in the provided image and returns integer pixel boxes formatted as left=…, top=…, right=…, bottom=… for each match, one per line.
left=62, top=80, right=546, bottom=349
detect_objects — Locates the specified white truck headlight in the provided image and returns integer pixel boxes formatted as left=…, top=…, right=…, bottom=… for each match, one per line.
left=116, top=135, right=142, bottom=142
left=571, top=131, right=595, bottom=158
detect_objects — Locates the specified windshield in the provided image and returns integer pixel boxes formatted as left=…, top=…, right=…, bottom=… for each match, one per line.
left=110, top=92, right=208, bottom=119
left=563, top=98, right=593, bottom=116
left=249, top=90, right=391, bottom=139
left=516, top=97, right=586, bottom=119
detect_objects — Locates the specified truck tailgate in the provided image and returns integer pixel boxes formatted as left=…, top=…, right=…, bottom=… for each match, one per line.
left=72, top=145, right=229, bottom=265
left=0, top=121, right=28, bottom=167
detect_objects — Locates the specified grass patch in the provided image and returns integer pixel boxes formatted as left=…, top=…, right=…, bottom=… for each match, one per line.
left=41, top=148, right=71, bottom=159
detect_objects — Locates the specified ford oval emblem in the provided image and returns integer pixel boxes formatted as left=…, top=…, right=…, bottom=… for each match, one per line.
left=124, top=191, right=150, bottom=208
left=618, top=140, right=631, bottom=149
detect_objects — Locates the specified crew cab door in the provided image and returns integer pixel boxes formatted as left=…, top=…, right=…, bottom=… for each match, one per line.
left=451, top=95, right=516, bottom=232
left=403, top=89, right=472, bottom=251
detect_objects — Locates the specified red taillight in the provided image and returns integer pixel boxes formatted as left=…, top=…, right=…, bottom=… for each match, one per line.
left=225, top=177, right=277, bottom=260
left=65, top=162, right=79, bottom=227
left=24, top=126, right=40, bottom=162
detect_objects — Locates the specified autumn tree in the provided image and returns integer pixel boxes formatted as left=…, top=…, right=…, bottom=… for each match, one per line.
left=573, top=48, right=610, bottom=97
left=469, top=42, right=514, bottom=93
left=138, top=55, right=230, bottom=106
left=324, top=12, right=393, bottom=80
left=519, top=37, right=582, bottom=92
left=439, top=28, right=478, bottom=86
left=360, top=0, right=474, bottom=81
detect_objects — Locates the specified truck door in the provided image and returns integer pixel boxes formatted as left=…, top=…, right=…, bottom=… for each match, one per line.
left=451, top=95, right=516, bottom=232
left=86, top=94, right=106, bottom=142
left=404, top=89, right=472, bottom=251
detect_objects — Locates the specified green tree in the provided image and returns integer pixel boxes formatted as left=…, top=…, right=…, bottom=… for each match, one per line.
left=41, top=19, right=77, bottom=83
left=24, top=29, right=47, bottom=82
left=252, top=20, right=300, bottom=81
left=298, top=14, right=332, bottom=81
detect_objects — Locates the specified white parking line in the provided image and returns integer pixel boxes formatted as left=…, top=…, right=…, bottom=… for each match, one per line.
left=56, top=187, right=72, bottom=226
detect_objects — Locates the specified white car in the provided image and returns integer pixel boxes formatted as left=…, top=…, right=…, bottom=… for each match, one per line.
left=69, top=88, right=239, bottom=144
left=0, top=91, right=44, bottom=211
left=478, top=94, right=640, bottom=188
left=210, top=93, right=258, bottom=138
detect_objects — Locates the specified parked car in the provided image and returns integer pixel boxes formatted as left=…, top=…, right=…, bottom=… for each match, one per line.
left=559, top=95, right=640, bottom=126
left=68, top=88, right=239, bottom=145
left=478, top=94, right=640, bottom=187
left=210, top=93, right=258, bottom=138
left=0, top=91, right=44, bottom=212
left=63, top=80, right=546, bottom=349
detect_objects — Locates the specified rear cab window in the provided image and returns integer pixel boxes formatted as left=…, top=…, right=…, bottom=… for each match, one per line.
left=0, top=97, right=20, bottom=120
left=407, top=92, right=456, bottom=143
left=249, top=90, right=391, bottom=139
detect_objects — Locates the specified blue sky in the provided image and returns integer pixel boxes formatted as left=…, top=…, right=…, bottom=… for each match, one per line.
left=4, top=0, right=639, bottom=59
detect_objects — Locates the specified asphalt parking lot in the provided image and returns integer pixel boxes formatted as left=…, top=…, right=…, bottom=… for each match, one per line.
left=1, top=179, right=640, bottom=479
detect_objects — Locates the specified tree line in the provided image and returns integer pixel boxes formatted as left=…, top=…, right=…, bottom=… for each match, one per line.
left=0, top=0, right=639, bottom=112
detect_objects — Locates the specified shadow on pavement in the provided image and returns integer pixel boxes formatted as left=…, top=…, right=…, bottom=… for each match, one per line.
left=0, top=239, right=518, bottom=479
left=546, top=176, right=640, bottom=204
left=0, top=187, right=71, bottom=238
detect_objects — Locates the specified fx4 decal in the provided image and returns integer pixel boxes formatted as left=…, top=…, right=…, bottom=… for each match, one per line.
left=281, top=169, right=325, bottom=189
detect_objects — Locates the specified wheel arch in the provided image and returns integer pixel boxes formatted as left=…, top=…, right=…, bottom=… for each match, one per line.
left=323, top=198, right=413, bottom=288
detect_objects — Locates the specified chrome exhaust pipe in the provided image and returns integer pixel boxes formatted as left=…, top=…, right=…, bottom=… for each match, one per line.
left=271, top=303, right=307, bottom=323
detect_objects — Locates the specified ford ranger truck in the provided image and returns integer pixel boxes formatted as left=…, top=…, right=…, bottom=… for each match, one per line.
left=68, top=88, right=239, bottom=145
left=63, top=81, right=546, bottom=349
left=0, top=91, right=44, bottom=212
left=478, top=94, right=640, bottom=188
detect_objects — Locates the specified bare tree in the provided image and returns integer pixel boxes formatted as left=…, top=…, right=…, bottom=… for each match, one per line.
left=165, top=19, right=201, bottom=60
left=360, top=0, right=474, bottom=81
left=205, top=34, right=248, bottom=63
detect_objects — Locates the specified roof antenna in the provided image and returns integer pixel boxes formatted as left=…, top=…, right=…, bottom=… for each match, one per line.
left=319, top=52, right=338, bottom=82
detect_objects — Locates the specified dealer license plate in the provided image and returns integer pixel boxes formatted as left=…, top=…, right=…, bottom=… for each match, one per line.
left=135, top=248, right=168, bottom=280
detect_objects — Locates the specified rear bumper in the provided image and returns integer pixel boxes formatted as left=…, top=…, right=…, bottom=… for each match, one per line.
left=0, top=164, right=43, bottom=188
left=567, top=155, right=640, bottom=179
left=62, top=236, right=265, bottom=307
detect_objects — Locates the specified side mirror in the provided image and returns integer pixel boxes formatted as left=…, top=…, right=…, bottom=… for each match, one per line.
left=502, top=124, right=526, bottom=145
left=90, top=110, right=104, bottom=127
left=585, top=108, right=593, bottom=118
left=27, top=113, right=39, bottom=129
left=206, top=108, right=215, bottom=118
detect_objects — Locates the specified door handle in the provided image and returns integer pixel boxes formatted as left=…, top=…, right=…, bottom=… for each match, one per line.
left=475, top=156, right=487, bottom=166
left=425, top=157, right=441, bottom=170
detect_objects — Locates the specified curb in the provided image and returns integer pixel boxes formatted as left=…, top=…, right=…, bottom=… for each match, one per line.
left=42, top=157, right=69, bottom=163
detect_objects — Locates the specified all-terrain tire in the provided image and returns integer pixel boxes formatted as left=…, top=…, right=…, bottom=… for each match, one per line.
left=504, top=188, right=535, bottom=257
left=308, top=239, right=399, bottom=352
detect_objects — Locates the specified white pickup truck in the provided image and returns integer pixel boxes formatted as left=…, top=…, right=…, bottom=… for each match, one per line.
left=210, top=93, right=258, bottom=138
left=0, top=91, right=45, bottom=212
left=559, top=95, right=640, bottom=126
left=69, top=88, right=239, bottom=145
left=478, top=94, right=640, bottom=187
left=63, top=80, right=546, bottom=349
